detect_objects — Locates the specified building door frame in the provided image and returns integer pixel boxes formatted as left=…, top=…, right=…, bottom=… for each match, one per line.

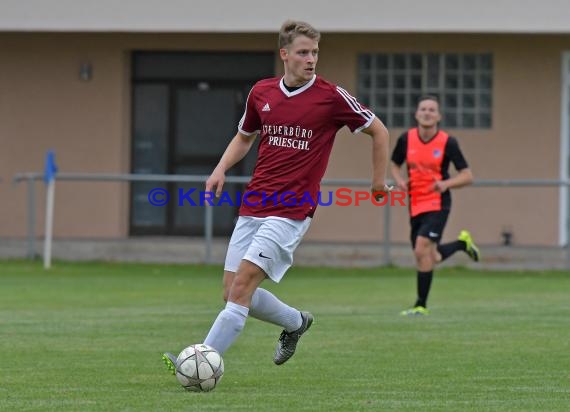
left=129, top=51, right=274, bottom=236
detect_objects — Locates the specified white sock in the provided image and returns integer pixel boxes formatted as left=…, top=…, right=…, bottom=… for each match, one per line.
left=204, top=302, right=248, bottom=355
left=249, top=288, right=302, bottom=332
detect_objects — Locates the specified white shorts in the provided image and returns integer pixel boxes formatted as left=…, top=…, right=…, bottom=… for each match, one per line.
left=224, top=216, right=312, bottom=283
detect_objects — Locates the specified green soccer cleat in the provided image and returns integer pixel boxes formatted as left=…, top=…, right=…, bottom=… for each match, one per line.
left=162, top=352, right=178, bottom=376
left=400, top=306, right=430, bottom=316
left=458, top=230, right=481, bottom=262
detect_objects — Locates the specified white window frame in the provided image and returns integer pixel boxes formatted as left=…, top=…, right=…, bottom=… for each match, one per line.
left=357, top=53, right=493, bottom=129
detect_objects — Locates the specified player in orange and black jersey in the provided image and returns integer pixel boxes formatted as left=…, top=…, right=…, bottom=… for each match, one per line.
left=391, top=95, right=480, bottom=316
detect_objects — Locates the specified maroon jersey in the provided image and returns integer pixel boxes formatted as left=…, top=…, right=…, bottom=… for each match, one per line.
left=238, top=75, right=375, bottom=219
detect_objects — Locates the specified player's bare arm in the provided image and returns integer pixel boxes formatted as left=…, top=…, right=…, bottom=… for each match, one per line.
left=362, top=117, right=390, bottom=199
left=206, top=132, right=257, bottom=197
left=434, top=168, right=473, bottom=193
left=390, top=162, right=408, bottom=192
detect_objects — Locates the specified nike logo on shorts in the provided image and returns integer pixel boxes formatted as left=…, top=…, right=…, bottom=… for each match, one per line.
left=258, top=252, right=271, bottom=259
left=428, top=232, right=439, bottom=238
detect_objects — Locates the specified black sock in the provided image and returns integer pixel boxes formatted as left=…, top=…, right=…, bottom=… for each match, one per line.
left=415, top=270, right=433, bottom=308
left=437, top=240, right=466, bottom=261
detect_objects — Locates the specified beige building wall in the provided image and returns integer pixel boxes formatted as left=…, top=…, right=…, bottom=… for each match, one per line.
left=1, top=33, right=568, bottom=246
left=314, top=34, right=567, bottom=246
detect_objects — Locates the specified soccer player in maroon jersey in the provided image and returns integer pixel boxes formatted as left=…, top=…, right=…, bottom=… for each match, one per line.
left=391, top=95, right=480, bottom=316
left=162, top=20, right=391, bottom=375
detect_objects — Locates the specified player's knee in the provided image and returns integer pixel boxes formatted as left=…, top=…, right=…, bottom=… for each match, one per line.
left=414, top=244, right=429, bottom=260
left=228, top=262, right=265, bottom=305
left=227, top=274, right=253, bottom=303
left=230, top=276, right=250, bottom=297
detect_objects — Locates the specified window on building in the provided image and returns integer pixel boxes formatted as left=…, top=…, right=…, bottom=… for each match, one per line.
left=357, top=53, right=493, bottom=129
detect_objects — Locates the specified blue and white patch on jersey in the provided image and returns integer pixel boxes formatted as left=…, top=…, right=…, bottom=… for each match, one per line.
left=433, top=149, right=442, bottom=158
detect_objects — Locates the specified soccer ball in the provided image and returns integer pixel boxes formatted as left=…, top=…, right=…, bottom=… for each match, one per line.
left=175, top=344, right=224, bottom=392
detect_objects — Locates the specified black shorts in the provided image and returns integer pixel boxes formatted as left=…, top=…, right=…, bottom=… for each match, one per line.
left=410, top=210, right=450, bottom=247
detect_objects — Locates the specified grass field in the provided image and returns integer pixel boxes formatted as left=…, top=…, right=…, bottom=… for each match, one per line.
left=1, top=260, right=569, bottom=411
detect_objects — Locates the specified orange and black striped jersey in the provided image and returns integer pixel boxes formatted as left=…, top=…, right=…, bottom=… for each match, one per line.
left=391, top=128, right=468, bottom=217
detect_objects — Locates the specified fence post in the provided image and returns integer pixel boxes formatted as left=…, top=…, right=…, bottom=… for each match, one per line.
left=26, top=176, right=37, bottom=260
left=566, top=234, right=570, bottom=270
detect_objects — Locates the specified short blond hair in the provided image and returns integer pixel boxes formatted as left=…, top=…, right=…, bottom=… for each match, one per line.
left=278, top=20, right=321, bottom=49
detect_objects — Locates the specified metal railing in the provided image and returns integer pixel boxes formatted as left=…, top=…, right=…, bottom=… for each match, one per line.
left=11, top=172, right=570, bottom=267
